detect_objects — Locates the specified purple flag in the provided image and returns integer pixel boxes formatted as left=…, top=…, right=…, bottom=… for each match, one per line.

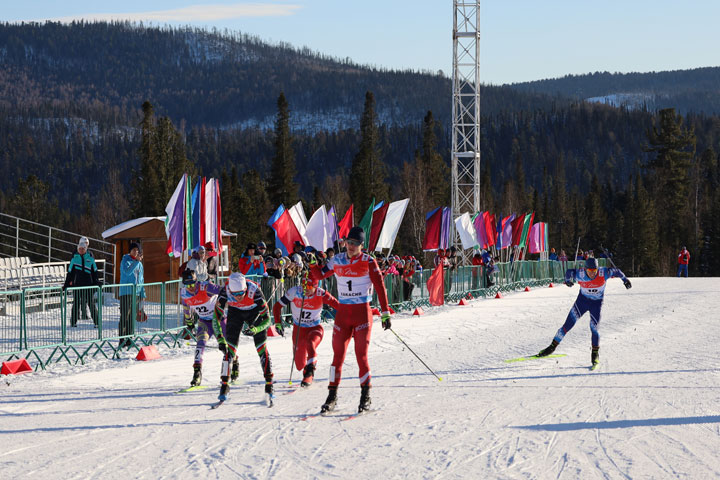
left=474, top=211, right=487, bottom=248
left=164, top=174, right=187, bottom=257
left=328, top=206, right=338, bottom=243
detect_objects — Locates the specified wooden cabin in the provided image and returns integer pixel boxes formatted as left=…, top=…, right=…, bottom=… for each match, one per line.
left=102, top=217, right=235, bottom=287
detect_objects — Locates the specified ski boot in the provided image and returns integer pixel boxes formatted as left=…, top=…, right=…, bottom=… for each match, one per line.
left=218, top=382, right=230, bottom=401
left=591, top=346, right=599, bottom=366
left=264, top=374, right=274, bottom=396
left=537, top=340, right=559, bottom=357
left=230, top=358, right=240, bottom=383
left=301, top=364, right=315, bottom=387
left=358, top=385, right=372, bottom=413
left=190, top=363, right=202, bottom=386
left=320, top=386, right=338, bottom=413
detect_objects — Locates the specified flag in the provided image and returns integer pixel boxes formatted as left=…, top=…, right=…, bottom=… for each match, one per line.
left=190, top=179, right=201, bottom=249
left=268, top=205, right=289, bottom=255
left=337, top=204, right=354, bottom=239
left=184, top=174, right=192, bottom=252
left=454, top=213, right=477, bottom=250
left=215, top=180, right=223, bottom=255
left=511, top=214, right=525, bottom=247
left=368, top=202, right=389, bottom=251
left=423, top=207, right=443, bottom=251
left=440, top=207, right=452, bottom=250
left=528, top=222, right=548, bottom=253
left=203, top=179, right=217, bottom=248
left=375, top=199, right=409, bottom=252
left=199, top=177, right=207, bottom=245
left=272, top=207, right=304, bottom=253
left=306, top=205, right=332, bottom=251
left=357, top=200, right=375, bottom=249
left=518, top=212, right=535, bottom=249
left=485, top=213, right=497, bottom=247
left=427, top=263, right=444, bottom=306
left=288, top=201, right=308, bottom=245
left=474, top=212, right=487, bottom=248
left=498, top=214, right=515, bottom=249
left=327, top=206, right=338, bottom=244
left=164, top=174, right=187, bottom=257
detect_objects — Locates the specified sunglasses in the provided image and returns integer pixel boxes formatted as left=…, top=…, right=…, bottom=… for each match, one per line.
left=346, top=239, right=362, bottom=246
left=586, top=268, right=597, bottom=273
left=258, top=247, right=266, bottom=250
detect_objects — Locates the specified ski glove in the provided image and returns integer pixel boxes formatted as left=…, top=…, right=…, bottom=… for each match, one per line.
left=217, top=335, right=227, bottom=353
left=565, top=281, right=574, bottom=288
left=274, top=322, right=284, bottom=337
left=242, top=325, right=259, bottom=336
left=381, top=312, right=392, bottom=330
left=623, top=279, right=632, bottom=289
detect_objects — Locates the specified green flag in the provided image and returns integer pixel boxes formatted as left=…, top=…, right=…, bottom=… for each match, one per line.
left=357, top=199, right=375, bottom=249
left=518, top=212, right=535, bottom=249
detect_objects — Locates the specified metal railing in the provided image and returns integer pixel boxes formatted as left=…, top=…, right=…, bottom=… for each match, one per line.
left=0, top=259, right=595, bottom=372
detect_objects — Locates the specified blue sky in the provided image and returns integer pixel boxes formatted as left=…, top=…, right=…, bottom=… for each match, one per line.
left=5, top=1, right=720, bottom=84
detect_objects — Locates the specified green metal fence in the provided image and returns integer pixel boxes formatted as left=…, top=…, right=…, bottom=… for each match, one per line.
left=0, top=259, right=600, bottom=372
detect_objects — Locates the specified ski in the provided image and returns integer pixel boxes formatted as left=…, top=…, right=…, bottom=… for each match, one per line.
left=300, top=410, right=336, bottom=421
left=341, top=409, right=377, bottom=421
left=504, top=354, right=567, bottom=363
left=176, top=385, right=210, bottom=394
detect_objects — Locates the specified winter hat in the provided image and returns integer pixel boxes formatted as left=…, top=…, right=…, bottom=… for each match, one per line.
left=78, top=236, right=89, bottom=248
left=257, top=241, right=267, bottom=249
left=246, top=242, right=257, bottom=250
left=182, top=269, right=197, bottom=285
left=585, top=257, right=598, bottom=269
left=228, top=273, right=247, bottom=293
left=204, top=241, right=215, bottom=252
left=346, top=226, right=365, bottom=245
left=129, top=242, right=140, bottom=251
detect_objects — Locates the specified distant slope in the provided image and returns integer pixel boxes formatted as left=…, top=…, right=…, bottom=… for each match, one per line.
left=508, top=67, right=720, bottom=115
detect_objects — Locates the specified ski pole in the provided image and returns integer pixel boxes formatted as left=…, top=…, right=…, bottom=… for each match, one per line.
left=389, top=328, right=443, bottom=381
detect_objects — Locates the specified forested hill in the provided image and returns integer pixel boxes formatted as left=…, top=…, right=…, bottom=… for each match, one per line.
left=509, top=67, right=720, bottom=115
left=0, top=21, right=564, bottom=130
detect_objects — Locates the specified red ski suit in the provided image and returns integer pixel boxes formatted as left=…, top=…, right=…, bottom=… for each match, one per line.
left=312, top=252, right=390, bottom=387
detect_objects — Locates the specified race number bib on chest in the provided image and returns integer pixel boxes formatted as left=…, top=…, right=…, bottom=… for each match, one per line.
left=334, top=262, right=372, bottom=300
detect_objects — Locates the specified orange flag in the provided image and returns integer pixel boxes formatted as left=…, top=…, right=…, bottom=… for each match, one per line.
left=427, top=265, right=445, bottom=306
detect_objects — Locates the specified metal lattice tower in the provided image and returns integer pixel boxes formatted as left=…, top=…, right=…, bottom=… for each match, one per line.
left=451, top=1, right=481, bottom=260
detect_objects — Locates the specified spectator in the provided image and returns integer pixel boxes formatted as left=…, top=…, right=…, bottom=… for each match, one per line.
left=187, top=246, right=209, bottom=282
left=337, top=237, right=347, bottom=253
left=238, top=242, right=267, bottom=277
left=402, top=256, right=416, bottom=301
left=63, top=236, right=101, bottom=327
left=204, top=242, right=219, bottom=283
left=677, top=246, right=690, bottom=278
left=549, top=248, right=559, bottom=261
left=266, top=249, right=282, bottom=279
left=257, top=241, right=270, bottom=261
left=292, top=241, right=308, bottom=263
left=119, top=242, right=146, bottom=347
left=471, top=252, right=483, bottom=290
left=434, top=248, right=449, bottom=269
left=325, top=247, right=335, bottom=261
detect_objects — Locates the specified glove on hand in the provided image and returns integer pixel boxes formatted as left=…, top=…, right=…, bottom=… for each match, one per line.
left=565, top=281, right=574, bottom=288
left=623, top=279, right=632, bottom=289
left=274, top=323, right=284, bottom=337
left=242, top=325, right=258, bottom=336
left=381, top=312, right=392, bottom=330
left=217, top=335, right=227, bottom=353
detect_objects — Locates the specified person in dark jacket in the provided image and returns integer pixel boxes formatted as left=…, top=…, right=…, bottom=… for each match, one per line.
left=63, top=236, right=101, bottom=327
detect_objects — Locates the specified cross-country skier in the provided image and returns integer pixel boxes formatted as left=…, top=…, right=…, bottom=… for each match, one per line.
left=536, top=257, right=632, bottom=367
left=180, top=269, right=228, bottom=387
left=272, top=274, right=339, bottom=387
left=310, top=226, right=391, bottom=414
left=214, top=272, right=275, bottom=404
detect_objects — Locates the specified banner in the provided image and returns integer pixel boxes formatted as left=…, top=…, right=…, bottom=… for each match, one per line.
left=518, top=212, right=535, bottom=249
left=288, top=201, right=308, bottom=245
left=422, top=207, right=443, bottom=251
left=455, top=213, right=477, bottom=250
left=528, top=222, right=548, bottom=253
left=369, top=202, right=389, bottom=251
left=427, top=264, right=444, bottom=306
left=272, top=207, right=304, bottom=253
left=375, top=199, right=409, bottom=252
left=305, top=205, right=333, bottom=251
left=267, top=205, right=288, bottom=255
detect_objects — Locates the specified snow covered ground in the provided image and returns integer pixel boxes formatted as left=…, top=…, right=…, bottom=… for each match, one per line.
left=2, top=277, right=719, bottom=479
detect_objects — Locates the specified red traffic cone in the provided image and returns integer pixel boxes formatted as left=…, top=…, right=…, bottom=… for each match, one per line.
left=458, top=298, right=469, bottom=306
left=548, top=282, right=554, bottom=288
left=371, top=308, right=381, bottom=316
left=495, top=292, right=503, bottom=299
left=1, top=359, right=32, bottom=375
left=136, top=345, right=161, bottom=361
left=389, top=306, right=396, bottom=314
left=524, top=286, right=531, bottom=292
left=413, top=307, right=425, bottom=316
left=267, top=325, right=280, bottom=337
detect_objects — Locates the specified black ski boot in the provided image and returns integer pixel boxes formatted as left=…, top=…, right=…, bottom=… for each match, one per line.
left=537, top=340, right=559, bottom=357
left=301, top=364, right=315, bottom=387
left=264, top=375, right=274, bottom=396
left=231, top=358, right=240, bottom=382
left=358, top=385, right=372, bottom=413
left=218, top=382, right=230, bottom=401
left=190, top=363, right=202, bottom=386
left=591, top=346, right=599, bottom=366
left=321, top=386, right=338, bottom=413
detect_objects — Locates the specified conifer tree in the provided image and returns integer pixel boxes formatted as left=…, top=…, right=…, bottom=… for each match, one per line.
left=134, top=101, right=162, bottom=216
left=267, top=92, right=299, bottom=207
left=633, top=175, right=660, bottom=276
left=350, top=91, right=388, bottom=213
left=419, top=111, right=449, bottom=207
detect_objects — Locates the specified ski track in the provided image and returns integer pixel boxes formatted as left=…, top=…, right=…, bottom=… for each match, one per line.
left=2, top=278, right=720, bottom=478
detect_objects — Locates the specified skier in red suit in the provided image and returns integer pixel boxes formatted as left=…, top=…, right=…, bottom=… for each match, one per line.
left=311, top=226, right=391, bottom=413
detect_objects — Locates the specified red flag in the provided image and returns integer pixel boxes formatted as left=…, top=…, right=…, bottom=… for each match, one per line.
left=199, top=177, right=207, bottom=245
left=423, top=208, right=443, bottom=250
left=484, top=213, right=496, bottom=247
left=272, top=209, right=303, bottom=253
left=511, top=214, right=525, bottom=247
left=427, top=264, right=444, bottom=306
left=215, top=181, right=223, bottom=255
left=337, top=204, right=354, bottom=239
left=369, top=203, right=389, bottom=251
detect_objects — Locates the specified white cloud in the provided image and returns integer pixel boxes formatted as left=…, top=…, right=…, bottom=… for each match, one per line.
left=30, top=3, right=302, bottom=23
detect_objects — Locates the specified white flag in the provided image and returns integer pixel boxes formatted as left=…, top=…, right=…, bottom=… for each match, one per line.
left=305, top=205, right=332, bottom=251
left=375, top=199, right=409, bottom=252
left=454, top=212, right=477, bottom=250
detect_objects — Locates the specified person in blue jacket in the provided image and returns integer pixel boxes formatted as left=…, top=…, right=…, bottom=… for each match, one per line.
left=63, top=236, right=101, bottom=327
left=536, top=257, right=632, bottom=367
left=119, top=242, right=146, bottom=348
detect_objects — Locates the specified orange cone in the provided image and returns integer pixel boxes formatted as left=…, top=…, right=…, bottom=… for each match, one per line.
left=1, top=359, right=32, bottom=375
